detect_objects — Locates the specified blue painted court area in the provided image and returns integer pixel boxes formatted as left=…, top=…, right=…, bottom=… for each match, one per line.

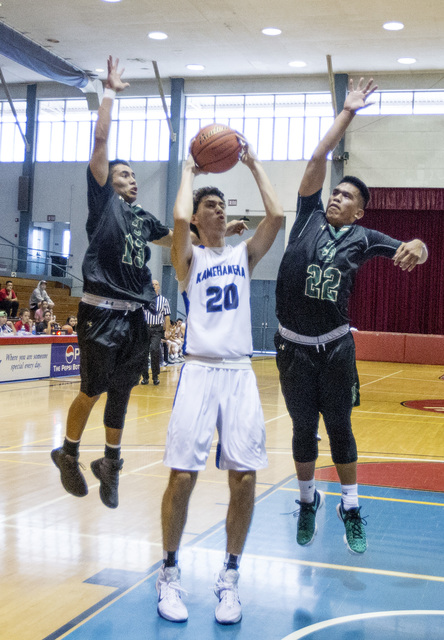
left=45, top=478, right=444, bottom=640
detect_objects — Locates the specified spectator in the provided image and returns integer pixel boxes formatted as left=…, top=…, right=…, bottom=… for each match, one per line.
left=66, top=315, right=77, bottom=333
left=164, top=321, right=182, bottom=363
left=0, top=310, right=17, bottom=334
left=34, top=299, right=49, bottom=323
left=15, top=308, right=33, bottom=333
left=0, top=280, right=19, bottom=318
left=36, top=309, right=56, bottom=335
left=29, top=280, right=55, bottom=314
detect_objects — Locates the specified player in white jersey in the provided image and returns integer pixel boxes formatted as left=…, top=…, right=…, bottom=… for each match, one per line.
left=156, top=143, right=283, bottom=625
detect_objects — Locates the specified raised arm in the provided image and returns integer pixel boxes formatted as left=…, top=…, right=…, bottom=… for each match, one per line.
left=299, top=78, right=377, bottom=197
left=171, top=155, right=200, bottom=281
left=241, top=142, right=284, bottom=274
left=89, top=56, right=130, bottom=186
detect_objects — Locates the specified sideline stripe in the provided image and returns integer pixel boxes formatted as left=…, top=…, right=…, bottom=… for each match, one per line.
left=240, top=552, right=444, bottom=583
left=279, top=487, right=444, bottom=507
left=281, top=610, right=444, bottom=640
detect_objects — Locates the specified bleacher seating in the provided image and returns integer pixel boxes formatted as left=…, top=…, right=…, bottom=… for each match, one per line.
left=3, top=277, right=81, bottom=320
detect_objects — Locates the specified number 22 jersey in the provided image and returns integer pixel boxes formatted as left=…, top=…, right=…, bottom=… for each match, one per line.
left=276, top=189, right=401, bottom=337
left=180, top=242, right=253, bottom=359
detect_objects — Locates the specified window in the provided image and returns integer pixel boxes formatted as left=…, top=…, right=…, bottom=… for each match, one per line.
left=357, top=90, right=444, bottom=116
left=3, top=88, right=444, bottom=164
left=184, top=93, right=334, bottom=161
left=0, top=100, right=27, bottom=162
left=35, top=97, right=170, bottom=162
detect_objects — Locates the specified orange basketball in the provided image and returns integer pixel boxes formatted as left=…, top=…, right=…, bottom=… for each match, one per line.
left=191, top=124, right=241, bottom=173
left=61, top=324, right=73, bottom=334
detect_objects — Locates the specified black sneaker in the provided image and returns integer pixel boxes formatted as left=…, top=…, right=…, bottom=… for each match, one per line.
left=51, top=447, right=88, bottom=497
left=90, top=457, right=124, bottom=509
left=141, top=377, right=149, bottom=385
left=153, top=378, right=160, bottom=385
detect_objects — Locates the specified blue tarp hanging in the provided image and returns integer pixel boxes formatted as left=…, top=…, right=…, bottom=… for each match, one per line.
left=0, top=21, right=89, bottom=88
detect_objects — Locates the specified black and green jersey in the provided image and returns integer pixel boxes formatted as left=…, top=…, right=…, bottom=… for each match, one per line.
left=276, top=189, right=401, bottom=336
left=82, top=166, right=170, bottom=307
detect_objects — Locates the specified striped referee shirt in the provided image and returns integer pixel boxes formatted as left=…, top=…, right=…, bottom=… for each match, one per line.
left=144, top=295, right=171, bottom=326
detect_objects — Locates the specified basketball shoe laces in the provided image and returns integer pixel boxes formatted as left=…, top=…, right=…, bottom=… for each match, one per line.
left=345, top=507, right=368, bottom=540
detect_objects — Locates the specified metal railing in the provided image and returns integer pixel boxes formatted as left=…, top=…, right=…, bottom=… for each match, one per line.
left=0, top=236, right=81, bottom=286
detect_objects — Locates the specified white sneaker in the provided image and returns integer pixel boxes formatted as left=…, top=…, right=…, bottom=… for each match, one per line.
left=214, top=568, right=242, bottom=625
left=156, top=565, right=188, bottom=622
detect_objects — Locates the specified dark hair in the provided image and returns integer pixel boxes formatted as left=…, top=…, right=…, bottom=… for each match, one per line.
left=6, top=280, right=12, bottom=285
left=191, top=187, right=225, bottom=238
left=108, top=159, right=131, bottom=183
left=338, top=175, right=370, bottom=209
left=19, top=307, right=29, bottom=316
left=192, top=187, right=225, bottom=214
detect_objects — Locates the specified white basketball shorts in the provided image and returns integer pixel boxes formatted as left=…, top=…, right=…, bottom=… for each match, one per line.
left=163, top=361, right=268, bottom=472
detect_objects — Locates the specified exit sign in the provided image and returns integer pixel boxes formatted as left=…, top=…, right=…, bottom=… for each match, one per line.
left=228, top=199, right=237, bottom=206
left=47, top=215, right=56, bottom=221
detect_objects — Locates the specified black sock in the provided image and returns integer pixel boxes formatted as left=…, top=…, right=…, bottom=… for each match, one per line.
left=63, top=438, right=79, bottom=457
left=105, top=444, right=120, bottom=460
left=165, top=551, right=177, bottom=567
left=226, top=554, right=239, bottom=571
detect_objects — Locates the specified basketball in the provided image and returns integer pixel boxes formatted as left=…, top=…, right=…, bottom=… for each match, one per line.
left=191, top=124, right=241, bottom=173
left=61, top=324, right=73, bottom=334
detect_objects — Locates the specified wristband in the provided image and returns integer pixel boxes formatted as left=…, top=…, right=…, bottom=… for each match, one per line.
left=103, top=88, right=116, bottom=101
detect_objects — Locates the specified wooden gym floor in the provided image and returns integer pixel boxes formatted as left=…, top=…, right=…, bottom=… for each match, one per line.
left=1, top=357, right=443, bottom=639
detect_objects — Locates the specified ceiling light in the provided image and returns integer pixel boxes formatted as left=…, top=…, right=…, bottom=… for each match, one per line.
left=148, top=31, right=168, bottom=40
left=186, top=64, right=205, bottom=71
left=398, top=57, right=416, bottom=64
left=288, top=60, right=307, bottom=68
left=383, top=21, right=404, bottom=31
left=262, top=27, right=282, bottom=36
left=95, top=68, right=105, bottom=73
left=101, top=0, right=122, bottom=3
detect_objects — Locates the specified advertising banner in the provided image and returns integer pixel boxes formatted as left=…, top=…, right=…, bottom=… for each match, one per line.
left=50, top=342, right=81, bottom=377
left=0, top=343, right=51, bottom=382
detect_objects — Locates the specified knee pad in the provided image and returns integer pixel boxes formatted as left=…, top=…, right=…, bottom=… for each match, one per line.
left=104, top=386, right=132, bottom=430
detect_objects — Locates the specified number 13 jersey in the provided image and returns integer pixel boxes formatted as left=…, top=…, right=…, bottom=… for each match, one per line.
left=180, top=242, right=253, bottom=358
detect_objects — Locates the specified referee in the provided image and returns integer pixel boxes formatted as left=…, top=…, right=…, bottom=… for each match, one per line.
left=141, top=279, right=171, bottom=385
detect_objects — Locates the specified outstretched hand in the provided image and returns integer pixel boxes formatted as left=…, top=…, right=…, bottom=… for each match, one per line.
left=238, top=134, right=259, bottom=168
left=393, top=240, right=426, bottom=272
left=106, top=55, right=130, bottom=93
left=225, top=220, right=249, bottom=237
left=343, top=77, right=377, bottom=115
left=184, top=151, right=208, bottom=175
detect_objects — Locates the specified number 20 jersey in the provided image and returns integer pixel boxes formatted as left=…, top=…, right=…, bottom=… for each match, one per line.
left=180, top=242, right=253, bottom=359
left=276, top=190, right=401, bottom=337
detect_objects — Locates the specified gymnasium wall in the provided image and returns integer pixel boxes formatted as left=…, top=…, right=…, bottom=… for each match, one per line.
left=2, top=75, right=444, bottom=300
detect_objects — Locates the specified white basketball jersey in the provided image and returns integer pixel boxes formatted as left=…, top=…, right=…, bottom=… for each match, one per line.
left=180, top=242, right=253, bottom=358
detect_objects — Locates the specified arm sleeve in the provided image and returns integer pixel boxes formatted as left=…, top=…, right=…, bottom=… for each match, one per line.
left=145, top=211, right=171, bottom=242
left=363, top=229, right=402, bottom=260
left=288, top=189, right=323, bottom=244
left=86, top=165, right=115, bottom=239
left=163, top=297, right=171, bottom=316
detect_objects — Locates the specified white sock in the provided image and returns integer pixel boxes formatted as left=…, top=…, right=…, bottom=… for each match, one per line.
left=298, top=479, right=316, bottom=503
left=341, top=483, right=359, bottom=510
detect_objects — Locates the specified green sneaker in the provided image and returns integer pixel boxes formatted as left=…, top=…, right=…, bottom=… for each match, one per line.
left=296, top=490, right=325, bottom=546
left=336, top=502, right=368, bottom=554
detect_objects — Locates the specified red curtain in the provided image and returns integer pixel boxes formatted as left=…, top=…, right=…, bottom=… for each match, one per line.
left=348, top=188, right=443, bottom=335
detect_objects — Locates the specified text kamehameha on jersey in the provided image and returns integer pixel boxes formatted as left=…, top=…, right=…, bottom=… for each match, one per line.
left=196, top=264, right=246, bottom=283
